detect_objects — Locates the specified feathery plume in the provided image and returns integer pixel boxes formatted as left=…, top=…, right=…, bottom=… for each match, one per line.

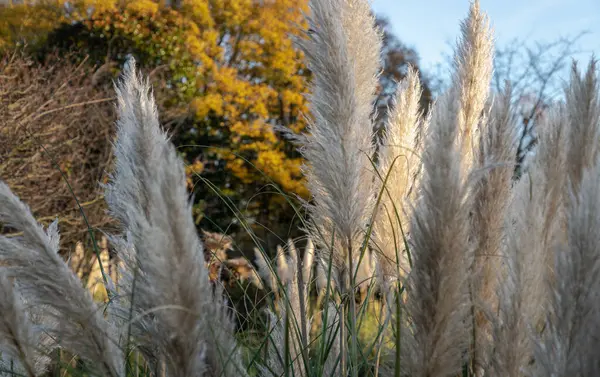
left=523, top=103, right=568, bottom=283
left=302, top=238, right=315, bottom=286
left=565, top=59, right=600, bottom=194
left=285, top=239, right=311, bottom=319
left=533, top=153, right=600, bottom=377
left=284, top=240, right=310, bottom=377
left=470, top=85, right=518, bottom=371
left=257, top=310, right=288, bottom=377
left=0, top=183, right=123, bottom=377
left=454, top=0, right=494, bottom=167
left=493, top=106, right=568, bottom=376
left=104, top=58, right=244, bottom=377
left=487, top=229, right=533, bottom=377
left=297, top=0, right=382, bottom=288
left=254, top=247, right=277, bottom=293
left=452, top=3, right=505, bottom=371
left=315, top=255, right=335, bottom=310
left=289, top=240, right=314, bottom=343
left=0, top=272, right=50, bottom=377
left=372, top=66, right=423, bottom=289
left=321, top=303, right=342, bottom=377
left=259, top=239, right=313, bottom=377
left=401, top=3, right=494, bottom=374
left=403, top=90, right=472, bottom=377
left=276, top=245, right=291, bottom=283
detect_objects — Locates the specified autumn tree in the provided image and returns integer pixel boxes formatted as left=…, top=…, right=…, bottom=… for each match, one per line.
left=0, top=0, right=310, bottom=252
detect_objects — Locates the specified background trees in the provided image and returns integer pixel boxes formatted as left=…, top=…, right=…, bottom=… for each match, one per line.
left=374, top=16, right=433, bottom=128
left=492, top=33, right=588, bottom=177
left=0, top=0, right=433, bottom=253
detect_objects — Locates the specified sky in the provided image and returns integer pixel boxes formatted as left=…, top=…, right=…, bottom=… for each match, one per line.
left=372, top=0, right=600, bottom=78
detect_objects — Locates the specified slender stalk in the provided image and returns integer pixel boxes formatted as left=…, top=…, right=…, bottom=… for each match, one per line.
left=340, top=300, right=347, bottom=377
left=395, top=285, right=402, bottom=377
left=284, top=310, right=290, bottom=377
left=296, top=241, right=309, bottom=365
left=348, top=242, right=359, bottom=377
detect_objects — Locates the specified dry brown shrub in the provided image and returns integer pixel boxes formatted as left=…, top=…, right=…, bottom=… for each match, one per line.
left=0, top=51, right=182, bottom=279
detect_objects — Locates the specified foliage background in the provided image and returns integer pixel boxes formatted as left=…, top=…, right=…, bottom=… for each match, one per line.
left=0, top=0, right=433, bottom=257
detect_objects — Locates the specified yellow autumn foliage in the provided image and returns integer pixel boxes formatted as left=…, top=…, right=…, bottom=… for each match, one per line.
left=0, top=0, right=309, bottom=202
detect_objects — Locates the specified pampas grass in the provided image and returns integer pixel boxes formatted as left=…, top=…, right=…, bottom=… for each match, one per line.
left=565, top=59, right=600, bottom=195
left=258, top=238, right=313, bottom=377
left=2, top=0, right=600, bottom=376
left=371, top=66, right=423, bottom=288
left=0, top=272, right=51, bottom=377
left=533, top=152, right=600, bottom=377
left=296, top=0, right=381, bottom=293
left=0, top=181, right=124, bottom=377
left=104, top=58, right=245, bottom=377
left=469, top=80, right=518, bottom=374
left=402, top=88, right=472, bottom=377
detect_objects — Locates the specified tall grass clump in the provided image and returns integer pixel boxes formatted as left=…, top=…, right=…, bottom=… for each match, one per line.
left=1, top=0, right=600, bottom=376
